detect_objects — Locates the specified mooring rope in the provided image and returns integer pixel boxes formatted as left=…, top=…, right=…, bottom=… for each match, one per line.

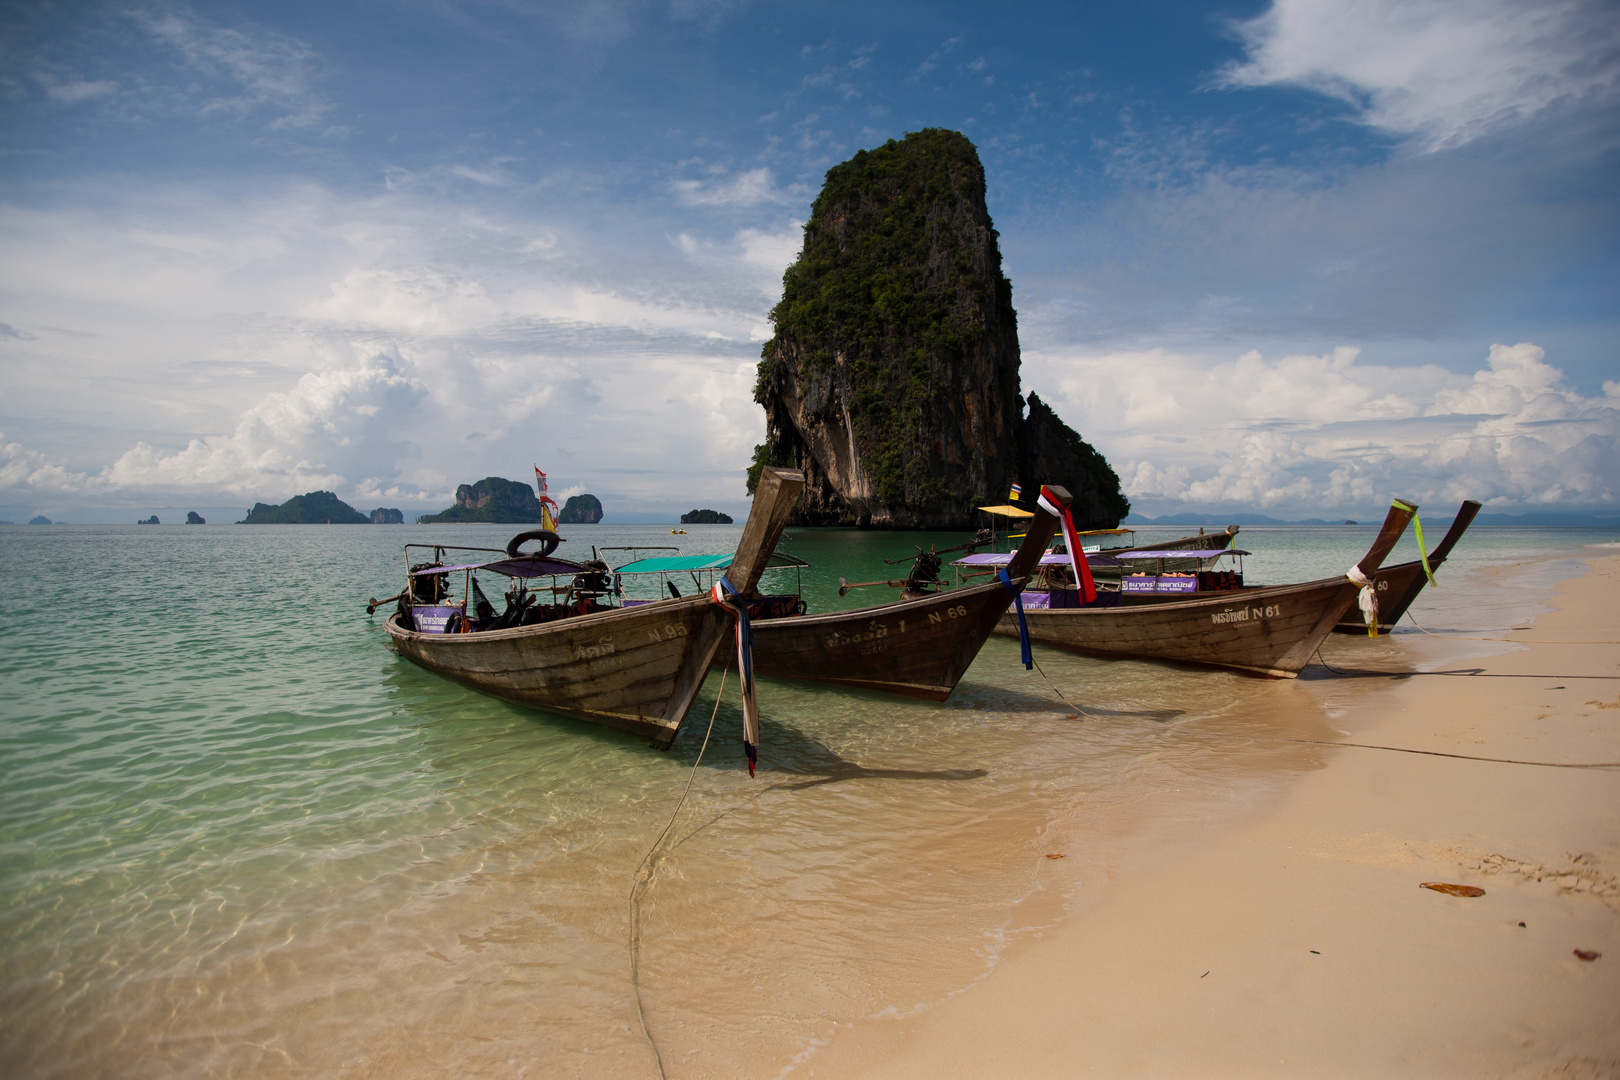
left=1399, top=609, right=1620, bottom=645
left=628, top=665, right=729, bottom=1080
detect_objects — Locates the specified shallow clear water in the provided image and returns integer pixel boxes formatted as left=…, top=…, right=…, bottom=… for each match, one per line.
left=1, top=519, right=1613, bottom=1078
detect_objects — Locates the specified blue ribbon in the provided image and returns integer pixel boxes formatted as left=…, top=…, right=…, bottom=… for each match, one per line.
left=715, top=575, right=759, bottom=774
left=999, top=568, right=1033, bottom=671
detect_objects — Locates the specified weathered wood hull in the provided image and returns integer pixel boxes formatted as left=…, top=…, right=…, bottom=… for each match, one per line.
left=1332, top=501, right=1481, bottom=635
left=994, top=500, right=1416, bottom=677
left=993, top=576, right=1359, bottom=678
left=748, top=580, right=1023, bottom=700
left=384, top=598, right=732, bottom=747
left=380, top=465, right=807, bottom=748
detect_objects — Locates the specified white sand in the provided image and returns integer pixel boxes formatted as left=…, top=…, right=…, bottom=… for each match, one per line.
left=803, top=554, right=1620, bottom=1078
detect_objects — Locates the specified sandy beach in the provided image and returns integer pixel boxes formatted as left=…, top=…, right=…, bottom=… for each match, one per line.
left=804, top=552, right=1620, bottom=1078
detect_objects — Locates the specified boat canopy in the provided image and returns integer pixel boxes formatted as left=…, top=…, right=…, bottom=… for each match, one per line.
left=955, top=552, right=1130, bottom=570
left=1111, top=549, right=1249, bottom=559
left=1075, top=528, right=1134, bottom=537
left=411, top=554, right=589, bottom=579
left=976, top=504, right=1033, bottom=519
left=614, top=551, right=810, bottom=574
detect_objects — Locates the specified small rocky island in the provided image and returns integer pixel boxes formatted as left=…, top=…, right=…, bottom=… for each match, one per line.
left=186, top=512, right=205, bottom=524
left=680, top=509, right=733, bottom=524
left=28, top=516, right=52, bottom=525
left=418, top=477, right=544, bottom=524
left=138, top=515, right=160, bottom=525
left=750, top=129, right=1129, bottom=529
left=239, top=492, right=369, bottom=524
left=558, top=494, right=604, bottom=524
left=370, top=508, right=404, bottom=524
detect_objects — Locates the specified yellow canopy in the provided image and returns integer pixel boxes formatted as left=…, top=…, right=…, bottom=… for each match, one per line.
left=977, top=504, right=1034, bottom=519
left=1075, top=527, right=1133, bottom=536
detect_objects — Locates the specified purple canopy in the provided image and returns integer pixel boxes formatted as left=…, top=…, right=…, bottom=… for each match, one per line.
left=411, top=554, right=589, bottom=579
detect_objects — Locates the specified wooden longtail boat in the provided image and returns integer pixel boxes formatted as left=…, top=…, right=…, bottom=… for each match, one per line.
left=743, top=487, right=1070, bottom=700
left=381, top=466, right=805, bottom=747
left=1102, top=525, right=1240, bottom=577
left=608, top=487, right=1073, bottom=700
left=985, top=500, right=1417, bottom=678
left=1331, top=500, right=1482, bottom=635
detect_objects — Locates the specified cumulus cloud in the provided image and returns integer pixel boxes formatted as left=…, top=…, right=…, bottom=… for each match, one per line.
left=0, top=351, right=429, bottom=506
left=1028, top=342, right=1619, bottom=516
left=673, top=167, right=790, bottom=207
left=1217, top=0, right=1620, bottom=151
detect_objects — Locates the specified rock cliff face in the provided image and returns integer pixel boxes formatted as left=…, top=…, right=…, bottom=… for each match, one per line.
left=751, top=129, right=1127, bottom=529
left=370, top=508, right=403, bottom=524
left=418, top=478, right=542, bottom=524
left=558, top=494, right=603, bottom=524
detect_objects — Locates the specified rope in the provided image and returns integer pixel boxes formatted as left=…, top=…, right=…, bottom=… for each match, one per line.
left=628, top=665, right=729, bottom=1080
left=1401, top=609, right=1620, bottom=645
left=1041, top=660, right=1620, bottom=770
left=1310, top=646, right=1620, bottom=680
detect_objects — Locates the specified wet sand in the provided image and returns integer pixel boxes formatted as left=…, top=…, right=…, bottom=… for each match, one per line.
left=804, top=553, right=1620, bottom=1078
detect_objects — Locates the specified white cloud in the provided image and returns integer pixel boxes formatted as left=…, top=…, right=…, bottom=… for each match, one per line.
left=1218, top=0, right=1620, bottom=151
left=673, top=167, right=789, bottom=207
left=133, top=5, right=327, bottom=129
left=1027, top=342, right=1620, bottom=516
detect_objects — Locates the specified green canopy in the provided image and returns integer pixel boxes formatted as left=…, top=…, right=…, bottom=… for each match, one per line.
left=614, top=552, right=809, bottom=574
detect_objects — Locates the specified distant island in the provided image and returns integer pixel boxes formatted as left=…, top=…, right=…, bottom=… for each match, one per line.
left=680, top=509, right=733, bottom=524
left=239, top=491, right=369, bottom=524
left=138, top=515, right=160, bottom=525
left=186, top=512, right=205, bottom=524
left=370, top=508, right=404, bottom=524
left=558, top=494, right=604, bottom=524
left=28, top=516, right=51, bottom=525
left=418, top=477, right=545, bottom=524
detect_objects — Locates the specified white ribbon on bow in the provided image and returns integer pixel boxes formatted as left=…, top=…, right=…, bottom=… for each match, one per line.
left=1347, top=565, right=1378, bottom=636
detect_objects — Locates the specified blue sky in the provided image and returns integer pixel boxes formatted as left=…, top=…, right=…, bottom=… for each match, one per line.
left=2, top=0, right=1616, bottom=522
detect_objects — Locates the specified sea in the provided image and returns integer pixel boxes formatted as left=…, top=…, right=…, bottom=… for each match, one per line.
left=3, top=518, right=1616, bottom=1079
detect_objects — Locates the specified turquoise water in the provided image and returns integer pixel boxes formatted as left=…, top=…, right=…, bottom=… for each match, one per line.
left=2, top=519, right=1614, bottom=1078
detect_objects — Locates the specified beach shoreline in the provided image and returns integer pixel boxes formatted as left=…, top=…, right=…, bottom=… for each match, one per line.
left=800, top=551, right=1620, bottom=1078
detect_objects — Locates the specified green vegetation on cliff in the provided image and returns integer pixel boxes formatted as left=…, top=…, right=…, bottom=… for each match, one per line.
left=418, top=477, right=543, bottom=524
left=239, top=492, right=369, bottom=524
left=752, top=129, right=1021, bottom=512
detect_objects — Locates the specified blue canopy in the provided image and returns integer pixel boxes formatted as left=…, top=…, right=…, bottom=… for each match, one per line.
left=614, top=551, right=810, bottom=574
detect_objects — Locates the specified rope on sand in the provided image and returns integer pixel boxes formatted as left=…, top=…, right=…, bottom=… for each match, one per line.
left=1400, top=610, right=1620, bottom=645
left=628, top=665, right=729, bottom=1080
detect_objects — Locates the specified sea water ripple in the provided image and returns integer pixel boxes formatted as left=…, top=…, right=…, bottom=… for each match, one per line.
left=0, top=519, right=1612, bottom=1078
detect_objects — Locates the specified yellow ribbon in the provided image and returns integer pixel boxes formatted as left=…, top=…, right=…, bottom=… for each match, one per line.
left=1408, top=502, right=1436, bottom=588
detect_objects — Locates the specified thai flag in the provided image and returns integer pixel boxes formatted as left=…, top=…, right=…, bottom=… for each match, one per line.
left=1009, top=482, right=1023, bottom=501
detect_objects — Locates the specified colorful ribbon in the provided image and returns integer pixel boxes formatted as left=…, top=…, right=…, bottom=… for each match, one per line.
left=711, top=576, right=760, bottom=776
left=1036, top=485, right=1096, bottom=602
left=1411, top=508, right=1436, bottom=588
left=999, top=568, right=1033, bottom=670
left=1347, top=564, right=1379, bottom=637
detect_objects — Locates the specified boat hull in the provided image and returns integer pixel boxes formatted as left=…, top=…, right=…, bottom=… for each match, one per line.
left=748, top=580, right=1023, bottom=700
left=1331, top=501, right=1480, bottom=635
left=384, top=599, right=731, bottom=747
left=1331, top=559, right=1429, bottom=635
left=993, top=576, right=1359, bottom=678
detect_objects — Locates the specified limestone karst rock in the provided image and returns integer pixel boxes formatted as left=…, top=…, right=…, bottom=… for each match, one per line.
left=558, top=494, right=604, bottom=524
left=239, top=492, right=369, bottom=524
left=750, top=128, right=1127, bottom=529
left=418, top=478, right=543, bottom=524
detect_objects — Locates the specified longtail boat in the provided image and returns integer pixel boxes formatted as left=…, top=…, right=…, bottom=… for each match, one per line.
left=380, top=466, right=805, bottom=747
left=609, top=487, right=1074, bottom=700
left=1331, top=500, right=1481, bottom=635
left=975, top=499, right=1417, bottom=678
left=745, top=486, right=1070, bottom=699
